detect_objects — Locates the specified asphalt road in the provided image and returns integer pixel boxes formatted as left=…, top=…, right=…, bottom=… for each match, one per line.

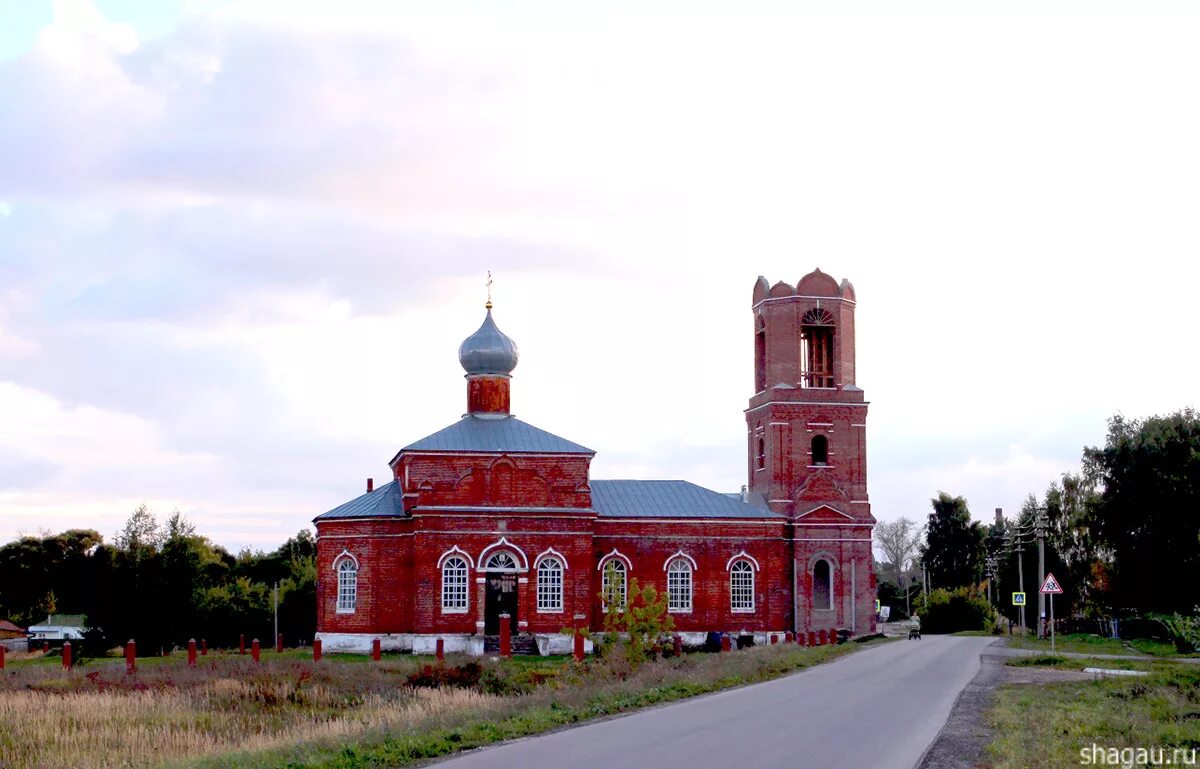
left=432, top=636, right=997, bottom=769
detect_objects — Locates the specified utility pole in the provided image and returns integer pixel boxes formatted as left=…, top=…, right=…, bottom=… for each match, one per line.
left=273, top=582, right=279, bottom=649
left=1013, top=533, right=1026, bottom=635
left=1036, top=510, right=1046, bottom=639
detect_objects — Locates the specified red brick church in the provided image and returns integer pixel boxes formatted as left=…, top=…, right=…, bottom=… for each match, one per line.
left=314, top=269, right=876, bottom=654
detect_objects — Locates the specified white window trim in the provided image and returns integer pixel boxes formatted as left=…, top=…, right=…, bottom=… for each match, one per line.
left=335, top=556, right=358, bottom=614
left=596, top=548, right=632, bottom=571
left=533, top=547, right=570, bottom=570
left=478, top=537, right=528, bottom=571
left=599, top=556, right=628, bottom=613
left=662, top=550, right=698, bottom=572
left=724, top=550, right=761, bottom=572
left=729, top=559, right=755, bottom=614
left=436, top=545, right=475, bottom=570
left=440, top=556, right=470, bottom=614
left=666, top=557, right=693, bottom=614
left=535, top=556, right=564, bottom=614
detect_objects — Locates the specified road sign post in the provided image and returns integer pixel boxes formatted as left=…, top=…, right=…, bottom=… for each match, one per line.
left=1039, top=573, right=1064, bottom=654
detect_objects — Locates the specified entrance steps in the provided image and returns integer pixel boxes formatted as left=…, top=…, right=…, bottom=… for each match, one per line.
left=483, top=634, right=541, bottom=656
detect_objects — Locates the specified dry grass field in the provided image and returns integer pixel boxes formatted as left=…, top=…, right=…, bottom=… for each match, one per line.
left=0, top=641, right=876, bottom=769
left=0, top=652, right=502, bottom=769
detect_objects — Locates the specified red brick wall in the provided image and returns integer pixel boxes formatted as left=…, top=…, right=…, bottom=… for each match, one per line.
left=316, top=518, right=414, bottom=634
left=593, top=519, right=790, bottom=632
left=393, top=454, right=592, bottom=509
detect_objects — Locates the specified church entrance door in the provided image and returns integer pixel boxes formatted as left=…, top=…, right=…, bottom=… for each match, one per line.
left=483, top=551, right=521, bottom=635
left=485, top=572, right=518, bottom=635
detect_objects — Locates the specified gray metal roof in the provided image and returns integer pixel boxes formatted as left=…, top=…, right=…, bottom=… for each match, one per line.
left=399, top=415, right=594, bottom=455
left=591, top=480, right=782, bottom=519
left=314, top=480, right=406, bottom=521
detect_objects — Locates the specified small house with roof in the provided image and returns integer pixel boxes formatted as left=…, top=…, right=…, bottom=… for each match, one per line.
left=26, top=614, right=86, bottom=644
left=314, top=270, right=877, bottom=654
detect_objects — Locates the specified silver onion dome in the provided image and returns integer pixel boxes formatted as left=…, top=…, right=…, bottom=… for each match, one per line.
left=458, top=308, right=519, bottom=375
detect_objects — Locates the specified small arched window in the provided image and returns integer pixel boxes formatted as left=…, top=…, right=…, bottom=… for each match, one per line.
left=441, top=556, right=469, bottom=612
left=336, top=558, right=357, bottom=613
left=537, top=557, right=564, bottom=612
left=667, top=558, right=693, bottom=613
left=600, top=559, right=627, bottom=611
left=754, top=315, right=766, bottom=392
left=813, top=559, right=833, bottom=610
left=730, top=560, right=755, bottom=612
left=756, top=437, right=766, bottom=470
left=811, top=434, right=829, bottom=466
left=485, top=552, right=519, bottom=571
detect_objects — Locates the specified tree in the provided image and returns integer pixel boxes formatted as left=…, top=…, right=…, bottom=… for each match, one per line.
left=592, top=562, right=675, bottom=670
left=921, top=492, right=985, bottom=590
left=874, top=518, right=922, bottom=586
left=1083, top=409, right=1200, bottom=613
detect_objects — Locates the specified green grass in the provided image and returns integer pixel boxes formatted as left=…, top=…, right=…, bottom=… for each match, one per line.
left=1129, top=638, right=1198, bottom=658
left=951, top=630, right=998, bottom=637
left=1006, top=633, right=1137, bottom=656
left=1005, top=655, right=1172, bottom=673
left=985, top=664, right=1200, bottom=769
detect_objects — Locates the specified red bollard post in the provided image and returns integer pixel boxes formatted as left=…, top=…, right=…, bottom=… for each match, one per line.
left=0, top=645, right=6, bottom=670
left=785, top=631, right=794, bottom=643
left=251, top=638, right=261, bottom=662
left=62, top=641, right=72, bottom=670
left=436, top=638, right=445, bottom=663
left=187, top=639, right=197, bottom=667
left=125, top=640, right=136, bottom=673
left=499, top=614, right=512, bottom=658
left=574, top=628, right=586, bottom=661
left=312, top=638, right=322, bottom=663
left=42, top=641, right=49, bottom=654
left=672, top=634, right=683, bottom=657
left=770, top=633, right=778, bottom=645
left=818, top=629, right=827, bottom=646
left=239, top=634, right=246, bottom=655
left=371, top=638, right=381, bottom=661
left=807, top=631, right=817, bottom=646
left=201, top=638, right=207, bottom=656
left=276, top=634, right=283, bottom=653
left=720, top=634, right=732, bottom=652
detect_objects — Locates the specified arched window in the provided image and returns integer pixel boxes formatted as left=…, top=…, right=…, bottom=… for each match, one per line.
left=336, top=558, right=357, bottom=613
left=754, top=315, right=766, bottom=392
left=813, top=559, right=833, bottom=610
left=441, top=556, right=469, bottom=612
left=600, top=559, right=627, bottom=611
left=800, top=308, right=835, bottom=388
left=730, top=560, right=755, bottom=612
left=485, top=552, right=519, bottom=571
left=756, top=437, right=766, bottom=470
left=667, top=558, right=693, bottom=613
left=537, top=557, right=564, bottom=612
left=811, top=434, right=829, bottom=466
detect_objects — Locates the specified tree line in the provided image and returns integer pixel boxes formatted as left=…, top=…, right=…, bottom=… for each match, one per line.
left=875, top=408, right=1200, bottom=622
left=0, top=506, right=315, bottom=655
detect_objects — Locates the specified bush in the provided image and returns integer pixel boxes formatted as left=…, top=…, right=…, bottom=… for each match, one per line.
left=406, top=662, right=483, bottom=689
left=917, top=587, right=992, bottom=634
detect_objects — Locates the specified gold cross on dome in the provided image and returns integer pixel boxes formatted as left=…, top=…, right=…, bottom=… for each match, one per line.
left=486, top=271, right=493, bottom=310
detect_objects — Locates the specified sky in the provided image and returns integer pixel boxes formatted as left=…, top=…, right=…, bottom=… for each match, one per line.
left=1, top=0, right=1198, bottom=553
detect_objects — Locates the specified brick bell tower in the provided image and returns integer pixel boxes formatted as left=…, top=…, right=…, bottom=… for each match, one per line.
left=747, top=268, right=876, bottom=636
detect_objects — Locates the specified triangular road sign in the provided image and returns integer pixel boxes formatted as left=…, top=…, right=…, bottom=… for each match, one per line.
left=1040, top=573, right=1064, bottom=594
